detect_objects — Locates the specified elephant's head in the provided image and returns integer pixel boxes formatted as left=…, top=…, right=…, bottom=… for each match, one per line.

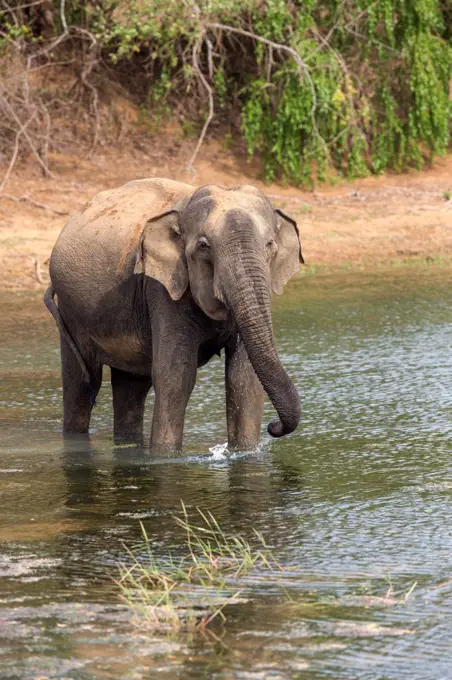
left=135, top=184, right=304, bottom=438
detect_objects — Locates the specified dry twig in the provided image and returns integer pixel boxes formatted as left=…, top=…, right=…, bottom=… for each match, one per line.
left=1, top=0, right=45, bottom=13
left=0, top=192, right=68, bottom=215
left=0, top=111, right=36, bottom=191
left=8, top=0, right=103, bottom=164
left=0, top=94, right=54, bottom=178
left=73, top=25, right=101, bottom=154
left=31, top=256, right=45, bottom=284
left=186, top=37, right=215, bottom=176
left=60, top=0, right=68, bottom=33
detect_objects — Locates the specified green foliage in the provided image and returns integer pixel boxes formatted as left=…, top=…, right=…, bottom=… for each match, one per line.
left=0, top=17, right=33, bottom=52
left=2, top=0, right=451, bottom=185
left=88, top=0, right=451, bottom=184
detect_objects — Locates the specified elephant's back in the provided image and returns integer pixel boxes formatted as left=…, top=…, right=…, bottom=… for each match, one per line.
left=49, top=178, right=193, bottom=316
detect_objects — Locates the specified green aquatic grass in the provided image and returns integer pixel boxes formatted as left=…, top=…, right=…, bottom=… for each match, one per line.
left=117, top=502, right=283, bottom=630
left=117, top=506, right=421, bottom=634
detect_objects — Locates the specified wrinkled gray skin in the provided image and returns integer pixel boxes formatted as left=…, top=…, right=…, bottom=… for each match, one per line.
left=46, top=178, right=303, bottom=451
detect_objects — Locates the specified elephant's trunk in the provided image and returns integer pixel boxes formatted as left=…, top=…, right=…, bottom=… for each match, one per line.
left=217, top=227, right=300, bottom=438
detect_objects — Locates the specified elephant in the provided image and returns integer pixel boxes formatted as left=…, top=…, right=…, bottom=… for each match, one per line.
left=45, top=178, right=304, bottom=451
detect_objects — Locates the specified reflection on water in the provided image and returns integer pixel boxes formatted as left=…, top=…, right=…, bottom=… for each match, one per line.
left=0, top=267, right=451, bottom=679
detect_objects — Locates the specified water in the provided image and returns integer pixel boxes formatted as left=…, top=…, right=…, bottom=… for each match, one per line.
left=0, top=266, right=451, bottom=679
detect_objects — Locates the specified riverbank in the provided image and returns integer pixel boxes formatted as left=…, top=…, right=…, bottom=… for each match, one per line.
left=1, top=144, right=451, bottom=291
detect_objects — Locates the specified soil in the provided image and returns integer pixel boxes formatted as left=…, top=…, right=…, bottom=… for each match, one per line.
left=1, top=140, right=451, bottom=291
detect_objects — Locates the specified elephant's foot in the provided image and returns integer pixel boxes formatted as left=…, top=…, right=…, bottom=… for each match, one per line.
left=227, top=436, right=261, bottom=452
left=113, top=430, right=145, bottom=447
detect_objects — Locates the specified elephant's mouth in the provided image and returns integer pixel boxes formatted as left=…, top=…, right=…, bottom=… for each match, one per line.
left=205, top=298, right=228, bottom=321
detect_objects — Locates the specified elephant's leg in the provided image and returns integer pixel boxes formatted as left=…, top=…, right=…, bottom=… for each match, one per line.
left=150, top=331, right=198, bottom=451
left=60, top=335, right=102, bottom=435
left=225, top=337, right=264, bottom=450
left=111, top=368, right=152, bottom=444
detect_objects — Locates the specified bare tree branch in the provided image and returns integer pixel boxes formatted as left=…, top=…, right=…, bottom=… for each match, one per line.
left=0, top=94, right=54, bottom=177
left=78, top=55, right=101, bottom=154
left=39, top=100, right=51, bottom=170
left=206, top=37, right=214, bottom=80
left=3, top=2, right=102, bottom=171
left=31, top=256, right=45, bottom=284
left=186, top=36, right=215, bottom=177
left=0, top=193, right=68, bottom=214
left=0, top=111, right=36, bottom=191
left=1, top=0, right=44, bottom=13
left=60, top=0, right=68, bottom=33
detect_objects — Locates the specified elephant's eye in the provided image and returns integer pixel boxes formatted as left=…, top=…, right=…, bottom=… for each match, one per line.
left=266, top=239, right=277, bottom=260
left=197, top=237, right=210, bottom=251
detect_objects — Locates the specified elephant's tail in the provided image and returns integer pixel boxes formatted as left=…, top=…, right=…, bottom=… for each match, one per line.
left=44, top=285, right=91, bottom=384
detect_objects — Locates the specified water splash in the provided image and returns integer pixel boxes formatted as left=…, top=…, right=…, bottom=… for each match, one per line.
left=208, top=442, right=229, bottom=460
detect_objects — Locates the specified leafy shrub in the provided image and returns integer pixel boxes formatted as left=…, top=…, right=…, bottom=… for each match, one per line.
left=1, top=1, right=451, bottom=185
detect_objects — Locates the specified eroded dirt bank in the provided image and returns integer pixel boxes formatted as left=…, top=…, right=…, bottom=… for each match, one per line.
left=1, top=144, right=451, bottom=291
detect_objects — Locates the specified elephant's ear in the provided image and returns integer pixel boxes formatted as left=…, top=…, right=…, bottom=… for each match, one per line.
left=134, top=210, right=188, bottom=300
left=271, top=209, right=304, bottom=295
